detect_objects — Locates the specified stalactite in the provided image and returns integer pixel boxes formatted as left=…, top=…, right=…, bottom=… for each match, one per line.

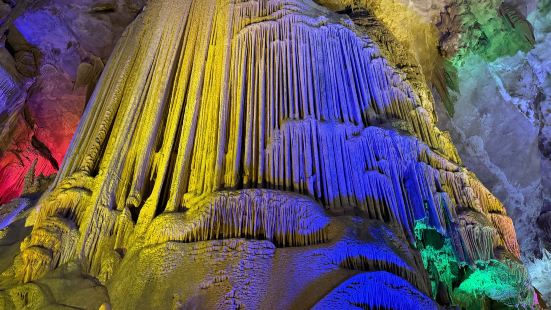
left=15, top=0, right=522, bottom=285
left=17, top=217, right=79, bottom=282
left=145, top=189, right=329, bottom=247
left=79, top=204, right=119, bottom=274
left=490, top=213, right=521, bottom=259
left=458, top=213, right=497, bottom=262
left=30, top=172, right=95, bottom=228
left=17, top=247, right=51, bottom=284
left=112, top=207, right=134, bottom=254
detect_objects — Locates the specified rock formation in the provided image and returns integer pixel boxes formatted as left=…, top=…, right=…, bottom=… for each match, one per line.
left=0, top=0, right=546, bottom=309
left=0, top=0, right=145, bottom=205
left=430, top=0, right=551, bottom=299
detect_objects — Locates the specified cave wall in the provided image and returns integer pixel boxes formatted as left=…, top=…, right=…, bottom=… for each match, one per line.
left=435, top=0, right=551, bottom=299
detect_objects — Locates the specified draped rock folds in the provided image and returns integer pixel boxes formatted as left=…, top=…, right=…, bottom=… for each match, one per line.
left=145, top=189, right=329, bottom=247
left=13, top=0, right=525, bottom=307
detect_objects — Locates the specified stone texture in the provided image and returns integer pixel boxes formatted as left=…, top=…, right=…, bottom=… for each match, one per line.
left=107, top=217, right=430, bottom=309
left=438, top=55, right=542, bottom=256
left=432, top=0, right=551, bottom=301
left=0, top=0, right=546, bottom=308
left=0, top=0, right=145, bottom=204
